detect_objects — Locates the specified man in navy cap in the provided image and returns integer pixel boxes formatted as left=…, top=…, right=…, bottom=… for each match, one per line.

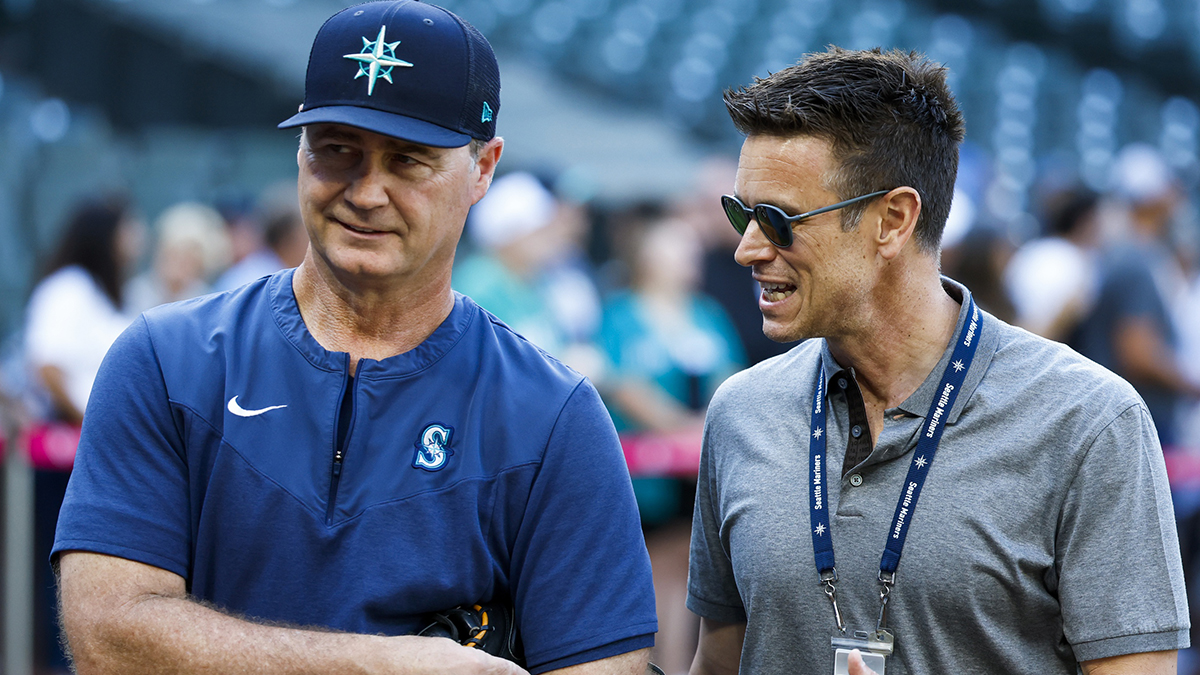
left=52, top=3, right=657, bottom=674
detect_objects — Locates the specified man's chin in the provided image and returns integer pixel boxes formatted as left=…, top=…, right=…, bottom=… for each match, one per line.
left=761, top=319, right=807, bottom=344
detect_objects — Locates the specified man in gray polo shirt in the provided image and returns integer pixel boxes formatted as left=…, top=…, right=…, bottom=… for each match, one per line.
left=688, top=47, right=1189, bottom=675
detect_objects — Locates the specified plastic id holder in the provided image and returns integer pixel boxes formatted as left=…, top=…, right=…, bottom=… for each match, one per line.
left=832, top=629, right=893, bottom=675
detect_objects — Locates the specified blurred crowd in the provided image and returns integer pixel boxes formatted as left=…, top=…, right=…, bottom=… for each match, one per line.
left=9, top=140, right=1200, bottom=673
left=0, top=183, right=307, bottom=675
left=946, top=143, right=1200, bottom=452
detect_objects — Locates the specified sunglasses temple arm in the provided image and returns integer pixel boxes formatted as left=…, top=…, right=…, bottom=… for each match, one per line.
left=791, top=189, right=894, bottom=222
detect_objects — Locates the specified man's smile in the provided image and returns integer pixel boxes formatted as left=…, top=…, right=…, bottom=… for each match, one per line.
left=334, top=217, right=388, bottom=236
left=760, top=281, right=796, bottom=303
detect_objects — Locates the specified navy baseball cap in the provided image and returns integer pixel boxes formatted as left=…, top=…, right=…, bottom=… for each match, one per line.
left=279, top=0, right=500, bottom=148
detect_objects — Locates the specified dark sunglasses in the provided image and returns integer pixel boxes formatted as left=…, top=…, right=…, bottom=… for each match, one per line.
left=721, top=189, right=894, bottom=248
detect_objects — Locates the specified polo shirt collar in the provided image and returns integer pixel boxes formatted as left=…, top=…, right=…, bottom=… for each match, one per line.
left=817, top=277, right=998, bottom=425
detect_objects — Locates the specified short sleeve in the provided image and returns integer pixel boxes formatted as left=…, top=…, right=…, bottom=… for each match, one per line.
left=52, top=316, right=192, bottom=577
left=1057, top=402, right=1190, bottom=661
left=509, top=380, right=657, bottom=673
left=686, top=406, right=748, bottom=623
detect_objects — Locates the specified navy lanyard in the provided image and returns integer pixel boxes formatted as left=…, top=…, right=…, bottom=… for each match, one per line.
left=808, top=297, right=980, bottom=630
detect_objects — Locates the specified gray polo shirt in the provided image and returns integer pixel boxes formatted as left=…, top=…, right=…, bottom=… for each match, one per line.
left=687, top=280, right=1189, bottom=674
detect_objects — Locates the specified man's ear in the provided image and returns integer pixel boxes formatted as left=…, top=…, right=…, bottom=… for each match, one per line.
left=874, top=187, right=921, bottom=260
left=471, top=137, right=505, bottom=204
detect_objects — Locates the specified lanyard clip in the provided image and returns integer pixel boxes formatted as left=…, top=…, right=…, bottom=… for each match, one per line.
left=876, top=571, right=895, bottom=631
left=821, top=569, right=845, bottom=633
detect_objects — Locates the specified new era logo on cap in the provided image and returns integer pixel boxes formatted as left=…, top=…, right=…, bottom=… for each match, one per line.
left=279, top=0, right=500, bottom=148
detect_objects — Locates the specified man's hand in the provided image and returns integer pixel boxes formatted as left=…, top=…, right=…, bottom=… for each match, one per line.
left=388, top=636, right=529, bottom=675
left=847, top=649, right=880, bottom=675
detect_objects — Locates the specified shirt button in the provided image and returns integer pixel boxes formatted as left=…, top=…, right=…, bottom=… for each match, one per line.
left=851, top=425, right=863, bottom=438
left=849, top=473, right=864, bottom=487
left=837, top=378, right=848, bottom=389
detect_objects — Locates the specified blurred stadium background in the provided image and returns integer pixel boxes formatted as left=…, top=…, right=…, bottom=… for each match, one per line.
left=2, top=0, right=1200, bottom=672
left=2, top=0, right=1200, bottom=334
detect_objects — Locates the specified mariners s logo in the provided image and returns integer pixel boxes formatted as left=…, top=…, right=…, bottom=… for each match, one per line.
left=413, top=423, right=454, bottom=471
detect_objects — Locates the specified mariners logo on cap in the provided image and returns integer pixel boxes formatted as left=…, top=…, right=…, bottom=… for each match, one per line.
left=343, top=25, right=414, bottom=96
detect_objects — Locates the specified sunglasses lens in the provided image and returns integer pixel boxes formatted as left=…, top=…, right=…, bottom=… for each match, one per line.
left=722, top=196, right=750, bottom=235
left=753, top=205, right=791, bottom=247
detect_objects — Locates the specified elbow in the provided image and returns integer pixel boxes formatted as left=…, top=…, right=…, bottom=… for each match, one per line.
left=60, top=592, right=157, bottom=675
left=61, top=611, right=126, bottom=675
left=57, top=551, right=189, bottom=675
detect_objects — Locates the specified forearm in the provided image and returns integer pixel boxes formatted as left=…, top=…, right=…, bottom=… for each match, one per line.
left=1081, top=650, right=1178, bottom=675
left=611, top=382, right=702, bottom=433
left=67, top=590, right=394, bottom=675
left=689, top=619, right=744, bottom=675
left=59, top=552, right=523, bottom=675
left=37, top=364, right=84, bottom=424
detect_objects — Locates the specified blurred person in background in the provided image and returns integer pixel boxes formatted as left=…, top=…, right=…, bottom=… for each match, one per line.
left=1005, top=188, right=1102, bottom=343
left=597, top=216, right=744, bottom=675
left=683, top=157, right=796, bottom=366
left=941, top=224, right=1016, bottom=324
left=26, top=196, right=141, bottom=427
left=1075, top=144, right=1200, bottom=447
left=23, top=195, right=142, bottom=674
left=455, top=171, right=604, bottom=374
left=216, top=195, right=264, bottom=271
left=213, top=183, right=309, bottom=291
left=124, top=201, right=231, bottom=313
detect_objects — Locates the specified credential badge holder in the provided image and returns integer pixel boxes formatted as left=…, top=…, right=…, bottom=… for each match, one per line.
left=831, top=628, right=893, bottom=675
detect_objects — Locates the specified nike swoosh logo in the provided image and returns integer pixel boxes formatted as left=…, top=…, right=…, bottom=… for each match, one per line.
left=227, top=396, right=288, bottom=418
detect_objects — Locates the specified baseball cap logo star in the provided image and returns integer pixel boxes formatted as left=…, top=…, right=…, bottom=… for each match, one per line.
left=344, top=25, right=414, bottom=96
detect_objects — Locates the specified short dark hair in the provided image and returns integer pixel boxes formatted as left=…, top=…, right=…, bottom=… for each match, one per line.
left=724, top=47, right=965, bottom=253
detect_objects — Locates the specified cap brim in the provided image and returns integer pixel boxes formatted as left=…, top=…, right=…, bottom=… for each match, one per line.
left=278, top=105, right=472, bottom=148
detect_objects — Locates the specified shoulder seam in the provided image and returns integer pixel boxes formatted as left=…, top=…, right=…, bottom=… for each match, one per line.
left=1056, top=400, right=1148, bottom=527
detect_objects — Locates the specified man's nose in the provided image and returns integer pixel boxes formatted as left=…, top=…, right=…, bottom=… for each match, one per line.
left=344, top=162, right=391, bottom=210
left=733, top=219, right=778, bottom=268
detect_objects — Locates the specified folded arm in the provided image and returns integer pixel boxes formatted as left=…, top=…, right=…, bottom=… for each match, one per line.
left=59, top=551, right=528, bottom=675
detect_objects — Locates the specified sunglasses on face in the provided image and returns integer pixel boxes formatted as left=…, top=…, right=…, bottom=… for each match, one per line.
left=721, top=189, right=895, bottom=248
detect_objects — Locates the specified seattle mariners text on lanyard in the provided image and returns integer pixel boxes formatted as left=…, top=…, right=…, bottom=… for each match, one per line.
left=808, top=297, right=980, bottom=659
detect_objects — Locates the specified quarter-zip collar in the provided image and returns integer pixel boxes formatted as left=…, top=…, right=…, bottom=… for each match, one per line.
left=268, top=268, right=476, bottom=377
